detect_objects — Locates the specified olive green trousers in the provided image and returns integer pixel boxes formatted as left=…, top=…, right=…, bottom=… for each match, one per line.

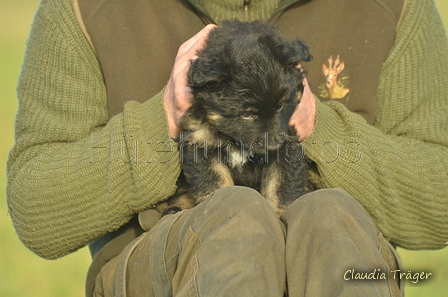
left=92, top=187, right=403, bottom=297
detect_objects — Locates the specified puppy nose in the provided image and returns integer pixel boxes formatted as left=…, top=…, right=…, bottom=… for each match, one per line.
left=265, top=132, right=287, bottom=148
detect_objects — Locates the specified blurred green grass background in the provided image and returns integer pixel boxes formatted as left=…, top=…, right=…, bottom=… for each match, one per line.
left=1, top=1, right=447, bottom=296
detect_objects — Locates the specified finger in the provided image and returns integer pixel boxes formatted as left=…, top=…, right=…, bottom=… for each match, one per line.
left=177, top=24, right=217, bottom=56
left=174, top=24, right=217, bottom=81
left=173, top=35, right=208, bottom=77
left=172, top=33, right=211, bottom=85
left=174, top=80, right=192, bottom=111
left=173, top=34, right=214, bottom=111
left=190, top=35, right=210, bottom=59
left=166, top=25, right=217, bottom=138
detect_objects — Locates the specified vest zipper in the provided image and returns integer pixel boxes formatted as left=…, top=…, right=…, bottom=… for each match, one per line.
left=243, top=0, right=250, bottom=22
left=187, top=0, right=303, bottom=25
left=187, top=0, right=216, bottom=25
left=267, top=0, right=303, bottom=24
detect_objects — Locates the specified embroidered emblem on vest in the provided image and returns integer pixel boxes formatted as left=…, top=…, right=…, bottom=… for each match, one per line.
left=320, top=55, right=350, bottom=100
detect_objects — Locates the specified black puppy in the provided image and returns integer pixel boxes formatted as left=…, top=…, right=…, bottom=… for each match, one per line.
left=166, top=20, right=313, bottom=215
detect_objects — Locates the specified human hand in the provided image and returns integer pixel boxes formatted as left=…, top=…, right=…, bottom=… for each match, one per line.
left=164, top=24, right=217, bottom=138
left=289, top=73, right=316, bottom=141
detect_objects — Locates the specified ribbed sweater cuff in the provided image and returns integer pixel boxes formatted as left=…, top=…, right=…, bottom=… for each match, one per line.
left=139, top=87, right=172, bottom=140
left=301, top=98, right=357, bottom=163
left=123, top=88, right=181, bottom=210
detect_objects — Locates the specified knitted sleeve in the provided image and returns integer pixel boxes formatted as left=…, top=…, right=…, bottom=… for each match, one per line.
left=301, top=0, right=448, bottom=250
left=7, top=0, right=180, bottom=259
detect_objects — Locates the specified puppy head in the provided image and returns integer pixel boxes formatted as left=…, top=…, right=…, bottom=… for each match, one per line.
left=185, top=21, right=312, bottom=153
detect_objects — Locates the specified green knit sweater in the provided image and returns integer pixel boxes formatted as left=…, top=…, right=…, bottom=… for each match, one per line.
left=7, top=0, right=448, bottom=260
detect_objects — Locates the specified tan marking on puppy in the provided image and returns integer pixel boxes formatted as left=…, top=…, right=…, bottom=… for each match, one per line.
left=261, top=164, right=283, bottom=216
left=182, top=117, right=203, bottom=131
left=215, top=76, right=226, bottom=84
left=213, top=162, right=234, bottom=188
left=296, top=90, right=304, bottom=104
left=183, top=116, right=221, bottom=146
left=190, top=127, right=213, bottom=144
left=227, top=145, right=247, bottom=168
left=161, top=193, right=196, bottom=212
left=206, top=112, right=223, bottom=125
left=171, top=193, right=196, bottom=209
left=196, top=162, right=234, bottom=204
left=245, top=107, right=259, bottom=113
left=278, top=95, right=287, bottom=105
left=186, top=123, right=219, bottom=147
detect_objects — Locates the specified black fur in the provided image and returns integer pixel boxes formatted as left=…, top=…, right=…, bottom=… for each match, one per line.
left=165, top=20, right=313, bottom=216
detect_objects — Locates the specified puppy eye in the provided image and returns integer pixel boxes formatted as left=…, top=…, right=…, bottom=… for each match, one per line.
left=276, top=105, right=284, bottom=112
left=241, top=111, right=254, bottom=119
left=214, top=76, right=226, bottom=84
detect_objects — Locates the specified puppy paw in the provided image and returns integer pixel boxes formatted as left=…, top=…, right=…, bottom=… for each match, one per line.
left=161, top=206, right=184, bottom=216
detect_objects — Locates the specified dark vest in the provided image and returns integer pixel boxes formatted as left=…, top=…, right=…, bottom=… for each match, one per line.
left=77, top=0, right=404, bottom=124
left=77, top=0, right=404, bottom=294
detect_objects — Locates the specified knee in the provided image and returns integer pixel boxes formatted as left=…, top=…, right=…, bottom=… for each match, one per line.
left=202, top=186, right=275, bottom=216
left=282, top=188, right=376, bottom=235
left=290, top=188, right=363, bottom=212
left=185, top=186, right=284, bottom=241
left=292, top=188, right=360, bottom=212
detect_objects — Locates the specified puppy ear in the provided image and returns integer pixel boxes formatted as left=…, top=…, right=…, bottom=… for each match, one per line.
left=259, top=35, right=313, bottom=66
left=283, top=39, right=313, bottom=65
left=188, top=56, right=227, bottom=87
